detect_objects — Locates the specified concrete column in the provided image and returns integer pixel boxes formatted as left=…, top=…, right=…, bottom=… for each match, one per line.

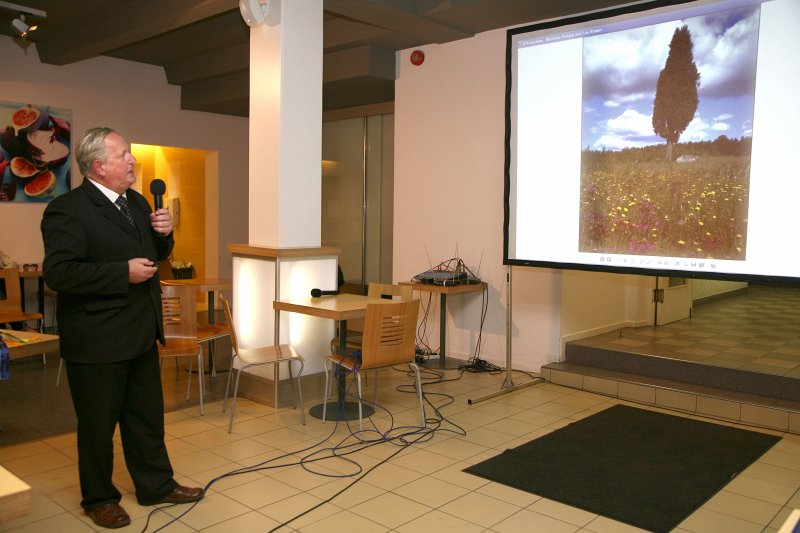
left=249, top=0, right=322, bottom=248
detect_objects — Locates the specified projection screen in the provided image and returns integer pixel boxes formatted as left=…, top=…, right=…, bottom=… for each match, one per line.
left=504, top=0, right=800, bottom=283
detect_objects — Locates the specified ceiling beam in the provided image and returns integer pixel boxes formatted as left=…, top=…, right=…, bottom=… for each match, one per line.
left=36, top=0, right=237, bottom=65
left=165, top=43, right=249, bottom=86
left=324, top=0, right=471, bottom=43
left=323, top=45, right=395, bottom=83
left=181, top=70, right=249, bottom=111
left=322, top=17, right=389, bottom=49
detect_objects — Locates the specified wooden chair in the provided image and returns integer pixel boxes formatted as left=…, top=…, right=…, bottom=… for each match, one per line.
left=161, top=280, right=231, bottom=378
left=0, top=268, right=45, bottom=363
left=159, top=283, right=206, bottom=415
left=323, top=299, right=423, bottom=432
left=330, top=282, right=413, bottom=355
left=220, top=295, right=305, bottom=433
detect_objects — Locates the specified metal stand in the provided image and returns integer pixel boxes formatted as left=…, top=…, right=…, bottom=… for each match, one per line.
left=468, top=265, right=541, bottom=404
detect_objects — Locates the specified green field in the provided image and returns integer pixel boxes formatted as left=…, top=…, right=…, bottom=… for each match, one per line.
left=579, top=150, right=750, bottom=260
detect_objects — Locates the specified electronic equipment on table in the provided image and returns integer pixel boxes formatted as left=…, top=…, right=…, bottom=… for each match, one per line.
left=413, top=258, right=481, bottom=286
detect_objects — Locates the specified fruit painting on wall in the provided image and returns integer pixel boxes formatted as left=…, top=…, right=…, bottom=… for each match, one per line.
left=0, top=101, right=72, bottom=203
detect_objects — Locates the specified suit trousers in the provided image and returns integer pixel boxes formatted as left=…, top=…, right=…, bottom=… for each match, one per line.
left=65, top=344, right=177, bottom=509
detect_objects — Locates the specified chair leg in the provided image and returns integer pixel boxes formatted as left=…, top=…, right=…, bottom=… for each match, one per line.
left=197, top=346, right=205, bottom=416
left=322, top=358, right=332, bottom=423
left=56, top=358, right=63, bottom=387
left=209, top=339, right=217, bottom=379
left=222, top=355, right=236, bottom=413
left=294, top=359, right=306, bottom=425
left=410, top=362, right=425, bottom=428
left=355, top=371, right=363, bottom=433
left=287, top=362, right=297, bottom=408
left=227, top=367, right=244, bottom=433
left=39, top=319, right=46, bottom=365
left=372, top=370, right=379, bottom=406
left=186, top=358, right=193, bottom=401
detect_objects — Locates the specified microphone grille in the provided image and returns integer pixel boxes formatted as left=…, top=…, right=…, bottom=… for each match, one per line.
left=150, top=179, right=166, bottom=195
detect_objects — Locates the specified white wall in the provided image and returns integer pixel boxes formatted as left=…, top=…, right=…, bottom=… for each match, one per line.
left=0, top=36, right=248, bottom=279
left=394, top=28, right=638, bottom=371
left=693, top=279, right=748, bottom=301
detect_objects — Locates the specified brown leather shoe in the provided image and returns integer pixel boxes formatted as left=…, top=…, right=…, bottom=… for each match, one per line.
left=153, top=485, right=204, bottom=504
left=85, top=503, right=131, bottom=529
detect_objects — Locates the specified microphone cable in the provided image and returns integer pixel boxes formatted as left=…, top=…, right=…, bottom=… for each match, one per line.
left=142, top=352, right=467, bottom=533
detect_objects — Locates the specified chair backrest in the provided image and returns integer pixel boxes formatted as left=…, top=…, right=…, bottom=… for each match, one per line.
left=359, top=299, right=419, bottom=370
left=367, top=282, right=413, bottom=301
left=0, top=268, right=24, bottom=314
left=160, top=283, right=198, bottom=339
left=219, top=294, right=239, bottom=355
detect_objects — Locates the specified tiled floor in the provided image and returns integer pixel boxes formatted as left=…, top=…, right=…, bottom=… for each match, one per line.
left=1, top=366, right=799, bottom=532
left=576, top=284, right=800, bottom=378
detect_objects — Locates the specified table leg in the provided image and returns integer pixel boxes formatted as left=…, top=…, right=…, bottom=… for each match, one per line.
left=37, top=277, right=44, bottom=316
left=207, top=290, right=216, bottom=377
left=439, top=293, right=447, bottom=367
left=423, top=292, right=461, bottom=370
left=18, top=277, right=26, bottom=313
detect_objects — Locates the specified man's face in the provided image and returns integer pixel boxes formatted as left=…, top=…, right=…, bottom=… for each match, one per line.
left=95, top=132, right=136, bottom=195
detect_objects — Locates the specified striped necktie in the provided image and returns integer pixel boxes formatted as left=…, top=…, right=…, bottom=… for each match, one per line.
left=115, top=195, right=139, bottom=233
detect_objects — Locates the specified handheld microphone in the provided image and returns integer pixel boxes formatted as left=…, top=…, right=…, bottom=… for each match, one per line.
left=150, top=179, right=166, bottom=210
left=311, top=288, right=339, bottom=297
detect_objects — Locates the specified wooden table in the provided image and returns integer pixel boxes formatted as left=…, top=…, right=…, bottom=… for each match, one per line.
left=273, top=294, right=389, bottom=421
left=401, top=281, right=486, bottom=369
left=1, top=329, right=59, bottom=360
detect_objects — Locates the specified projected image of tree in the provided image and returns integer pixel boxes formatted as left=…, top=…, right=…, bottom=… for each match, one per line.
left=579, top=5, right=759, bottom=260
left=652, top=26, right=700, bottom=162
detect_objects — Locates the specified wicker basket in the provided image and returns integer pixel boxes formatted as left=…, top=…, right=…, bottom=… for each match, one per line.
left=171, top=266, right=193, bottom=279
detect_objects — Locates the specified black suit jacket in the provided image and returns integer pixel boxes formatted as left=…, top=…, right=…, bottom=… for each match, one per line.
left=41, top=180, right=174, bottom=363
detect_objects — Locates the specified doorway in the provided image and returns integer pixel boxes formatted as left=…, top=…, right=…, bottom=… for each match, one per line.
left=321, top=114, right=394, bottom=293
left=131, top=144, right=220, bottom=280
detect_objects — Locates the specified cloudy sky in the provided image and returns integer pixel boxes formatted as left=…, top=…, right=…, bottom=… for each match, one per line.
left=581, top=4, right=760, bottom=151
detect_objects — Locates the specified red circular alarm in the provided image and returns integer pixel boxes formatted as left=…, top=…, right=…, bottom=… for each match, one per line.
left=410, top=50, right=425, bottom=66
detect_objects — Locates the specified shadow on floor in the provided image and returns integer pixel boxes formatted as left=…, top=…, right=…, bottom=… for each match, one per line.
left=0, top=340, right=233, bottom=447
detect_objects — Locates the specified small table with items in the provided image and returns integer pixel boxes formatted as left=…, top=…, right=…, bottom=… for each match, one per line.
left=1, top=329, right=59, bottom=360
left=400, top=281, right=486, bottom=369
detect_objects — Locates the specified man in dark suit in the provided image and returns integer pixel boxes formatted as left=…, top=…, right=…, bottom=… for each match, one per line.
left=41, top=127, right=203, bottom=529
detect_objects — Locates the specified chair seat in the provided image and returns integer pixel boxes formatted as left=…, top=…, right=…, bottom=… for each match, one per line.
left=238, top=344, right=303, bottom=365
left=331, top=331, right=363, bottom=354
left=325, top=352, right=360, bottom=371
left=158, top=337, right=201, bottom=357
left=198, top=323, right=229, bottom=341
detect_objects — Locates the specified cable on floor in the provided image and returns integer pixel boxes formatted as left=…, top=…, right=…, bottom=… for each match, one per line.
left=143, top=353, right=467, bottom=532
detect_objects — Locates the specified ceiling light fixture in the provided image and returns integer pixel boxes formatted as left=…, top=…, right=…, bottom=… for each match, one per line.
left=12, top=13, right=35, bottom=38
left=0, top=1, right=47, bottom=39
left=239, top=0, right=279, bottom=28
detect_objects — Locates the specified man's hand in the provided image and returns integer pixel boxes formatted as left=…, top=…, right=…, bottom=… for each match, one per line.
left=129, top=258, right=158, bottom=283
left=150, top=207, right=173, bottom=236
